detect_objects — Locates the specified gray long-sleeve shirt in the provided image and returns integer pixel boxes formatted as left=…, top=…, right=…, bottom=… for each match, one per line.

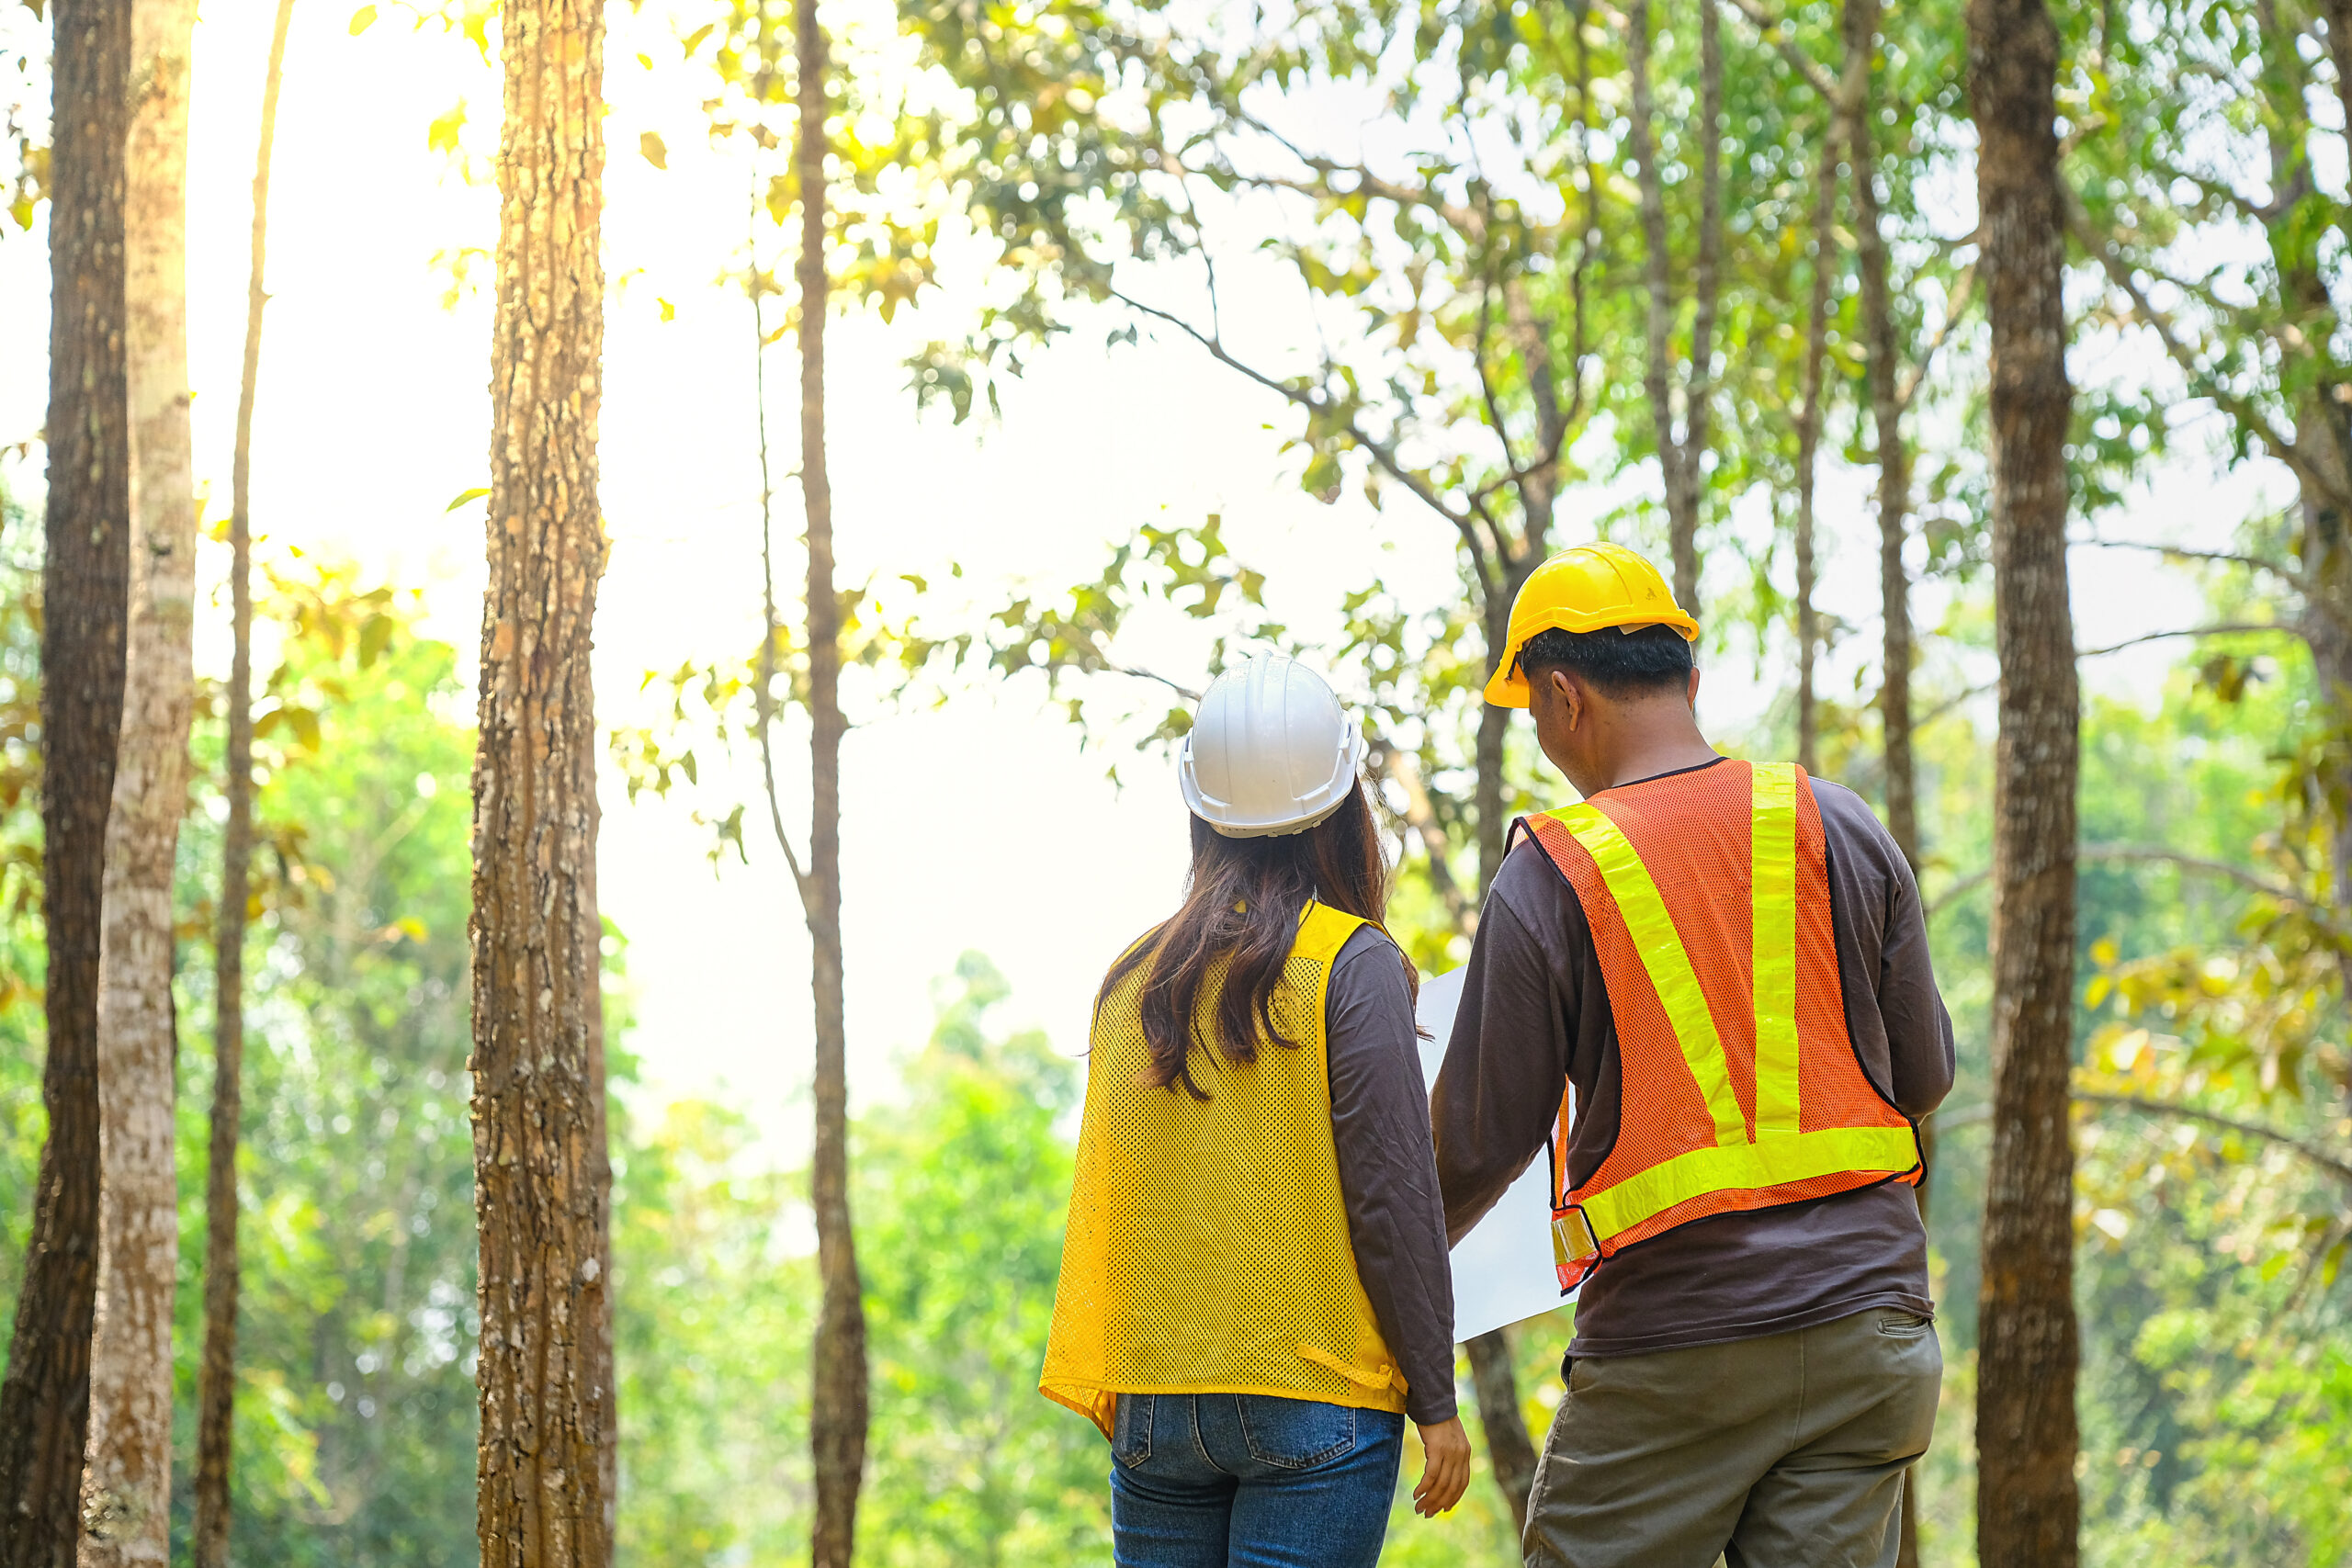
left=1431, top=759, right=1957, bottom=1360
left=1323, top=924, right=1458, bottom=1424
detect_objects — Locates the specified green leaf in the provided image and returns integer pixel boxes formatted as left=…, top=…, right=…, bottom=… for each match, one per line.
left=357, top=614, right=395, bottom=670
left=348, top=4, right=377, bottom=33
left=445, top=487, right=489, bottom=512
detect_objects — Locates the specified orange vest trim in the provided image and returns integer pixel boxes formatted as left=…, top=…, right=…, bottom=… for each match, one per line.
left=1521, top=760, right=1921, bottom=1289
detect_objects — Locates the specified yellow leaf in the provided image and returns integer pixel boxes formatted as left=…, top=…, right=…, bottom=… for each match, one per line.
left=658, top=297, right=675, bottom=322
left=639, top=131, right=668, bottom=170
left=348, top=4, right=377, bottom=32
left=427, top=101, right=467, bottom=156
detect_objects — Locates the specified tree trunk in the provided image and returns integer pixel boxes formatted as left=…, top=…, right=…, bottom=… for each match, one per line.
left=79, top=1, right=196, bottom=1558
left=2290, top=403, right=2352, bottom=929
left=192, top=2, right=292, bottom=1560
left=1462, top=551, right=1552, bottom=1525
left=798, top=8, right=870, bottom=1564
left=1680, top=0, right=1723, bottom=619
left=1626, top=0, right=1723, bottom=619
left=1464, top=1332, right=1538, bottom=1533
left=470, top=0, right=613, bottom=1556
left=1845, top=0, right=1919, bottom=872
left=1793, top=112, right=1838, bottom=777
left=0, top=2, right=130, bottom=1562
left=1969, top=3, right=2081, bottom=1564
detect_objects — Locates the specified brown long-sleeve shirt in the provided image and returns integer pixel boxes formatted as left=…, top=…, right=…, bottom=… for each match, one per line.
left=1324, top=924, right=1458, bottom=1424
left=1432, top=758, right=1956, bottom=1359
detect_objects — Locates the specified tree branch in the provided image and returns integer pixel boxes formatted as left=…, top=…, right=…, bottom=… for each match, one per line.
left=2075, top=1092, right=2352, bottom=1188
left=1366, top=743, right=1474, bottom=935
left=1928, top=842, right=2312, bottom=919
left=2067, top=194, right=2316, bottom=486
left=1110, top=287, right=1501, bottom=599
left=1895, top=264, right=1977, bottom=414
left=1937, top=1092, right=2352, bottom=1187
left=2076, top=536, right=2309, bottom=586
left=1724, top=0, right=1838, bottom=98
left=2075, top=622, right=2301, bottom=658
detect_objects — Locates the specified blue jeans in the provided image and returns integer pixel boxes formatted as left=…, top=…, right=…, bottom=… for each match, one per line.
left=1108, top=1393, right=1404, bottom=1568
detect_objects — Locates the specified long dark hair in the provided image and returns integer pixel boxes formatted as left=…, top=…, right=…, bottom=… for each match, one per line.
left=1101, top=779, right=1418, bottom=1100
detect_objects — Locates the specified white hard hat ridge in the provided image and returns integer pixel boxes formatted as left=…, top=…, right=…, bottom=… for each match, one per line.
left=1178, top=654, right=1367, bottom=839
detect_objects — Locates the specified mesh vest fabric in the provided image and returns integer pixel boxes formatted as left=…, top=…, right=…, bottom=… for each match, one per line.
left=1040, top=902, right=1408, bottom=1438
left=1522, top=760, right=1921, bottom=1289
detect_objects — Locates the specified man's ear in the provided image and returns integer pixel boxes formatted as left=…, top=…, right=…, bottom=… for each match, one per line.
left=1686, top=666, right=1702, bottom=710
left=1549, top=669, right=1582, bottom=730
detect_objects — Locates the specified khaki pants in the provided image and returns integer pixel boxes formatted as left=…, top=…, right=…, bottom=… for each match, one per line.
left=1523, top=1306, right=1941, bottom=1568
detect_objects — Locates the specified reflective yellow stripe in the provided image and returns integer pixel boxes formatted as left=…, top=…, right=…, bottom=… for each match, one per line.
left=1551, top=803, right=1748, bottom=1147
left=1750, top=763, right=1802, bottom=1136
left=1579, top=1126, right=1922, bottom=1241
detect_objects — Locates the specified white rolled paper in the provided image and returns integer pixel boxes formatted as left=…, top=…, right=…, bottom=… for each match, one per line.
left=1415, top=964, right=1578, bottom=1343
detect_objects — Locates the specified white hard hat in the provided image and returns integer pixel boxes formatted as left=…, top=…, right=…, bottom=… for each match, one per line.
left=1178, top=655, right=1367, bottom=838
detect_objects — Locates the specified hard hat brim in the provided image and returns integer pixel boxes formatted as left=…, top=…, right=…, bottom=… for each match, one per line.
left=1484, top=610, right=1702, bottom=708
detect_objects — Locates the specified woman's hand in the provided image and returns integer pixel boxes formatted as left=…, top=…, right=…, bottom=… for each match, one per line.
left=1411, top=1416, right=1472, bottom=1517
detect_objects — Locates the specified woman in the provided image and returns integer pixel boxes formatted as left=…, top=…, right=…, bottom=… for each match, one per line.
left=1041, top=654, right=1472, bottom=1567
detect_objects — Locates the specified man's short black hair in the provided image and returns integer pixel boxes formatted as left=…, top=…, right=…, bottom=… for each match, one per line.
left=1518, top=624, right=1696, bottom=699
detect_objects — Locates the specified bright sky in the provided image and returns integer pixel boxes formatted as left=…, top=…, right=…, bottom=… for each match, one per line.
left=0, top=1, right=2269, bottom=1153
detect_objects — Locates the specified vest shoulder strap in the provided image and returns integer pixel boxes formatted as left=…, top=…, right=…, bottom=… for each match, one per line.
left=1293, top=902, right=1367, bottom=966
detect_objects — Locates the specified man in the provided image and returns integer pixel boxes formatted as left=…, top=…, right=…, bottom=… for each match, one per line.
left=1433, top=542, right=1954, bottom=1568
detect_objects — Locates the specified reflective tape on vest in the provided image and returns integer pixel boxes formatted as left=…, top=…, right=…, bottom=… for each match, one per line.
left=1576, top=1124, right=1923, bottom=1241
left=1549, top=802, right=1750, bottom=1149
left=1750, top=762, right=1803, bottom=1137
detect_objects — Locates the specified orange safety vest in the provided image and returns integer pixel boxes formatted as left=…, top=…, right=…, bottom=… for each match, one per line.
left=1520, top=759, right=1921, bottom=1290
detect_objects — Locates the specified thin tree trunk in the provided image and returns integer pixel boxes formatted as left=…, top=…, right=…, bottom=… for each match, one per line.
left=1681, top=0, right=1723, bottom=616
left=0, top=4, right=130, bottom=1562
left=1793, top=117, right=1838, bottom=776
left=80, top=0, right=196, bottom=1558
left=2320, top=0, right=2352, bottom=265
left=1626, top=0, right=1686, bottom=608
left=797, top=7, right=869, bottom=1562
left=193, top=2, right=293, bottom=1560
left=1464, top=547, right=1548, bottom=1526
left=1845, top=0, right=1919, bottom=871
left=1627, top=0, right=1722, bottom=618
left=470, top=0, right=613, bottom=1554
left=1969, top=2, right=2081, bottom=1563
left=1464, top=1333, right=1538, bottom=1533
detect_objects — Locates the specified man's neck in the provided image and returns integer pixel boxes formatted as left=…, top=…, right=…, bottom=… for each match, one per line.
left=1595, top=714, right=1720, bottom=792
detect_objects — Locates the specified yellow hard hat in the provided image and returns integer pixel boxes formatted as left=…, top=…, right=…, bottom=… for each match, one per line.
left=1483, top=543, right=1700, bottom=708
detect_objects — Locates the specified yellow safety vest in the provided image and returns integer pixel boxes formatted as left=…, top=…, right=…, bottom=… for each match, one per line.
left=1040, top=902, right=1408, bottom=1438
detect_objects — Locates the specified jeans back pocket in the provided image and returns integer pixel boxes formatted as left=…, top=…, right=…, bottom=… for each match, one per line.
left=1112, top=1393, right=1153, bottom=1470
left=1235, top=1394, right=1356, bottom=1470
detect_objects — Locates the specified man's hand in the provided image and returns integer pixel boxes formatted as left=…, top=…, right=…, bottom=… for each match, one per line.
left=1411, top=1416, right=1472, bottom=1517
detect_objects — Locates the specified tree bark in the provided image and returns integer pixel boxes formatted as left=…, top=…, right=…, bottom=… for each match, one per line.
left=0, top=2, right=130, bottom=1562
left=1626, top=0, right=1724, bottom=619
left=1793, top=110, right=1838, bottom=777
left=797, top=8, right=870, bottom=1564
left=1845, top=0, right=1919, bottom=872
left=1464, top=1332, right=1538, bottom=1533
left=1969, top=3, right=2081, bottom=1564
left=470, top=0, right=613, bottom=1556
left=79, top=1, right=196, bottom=1558
left=193, top=2, right=293, bottom=1561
